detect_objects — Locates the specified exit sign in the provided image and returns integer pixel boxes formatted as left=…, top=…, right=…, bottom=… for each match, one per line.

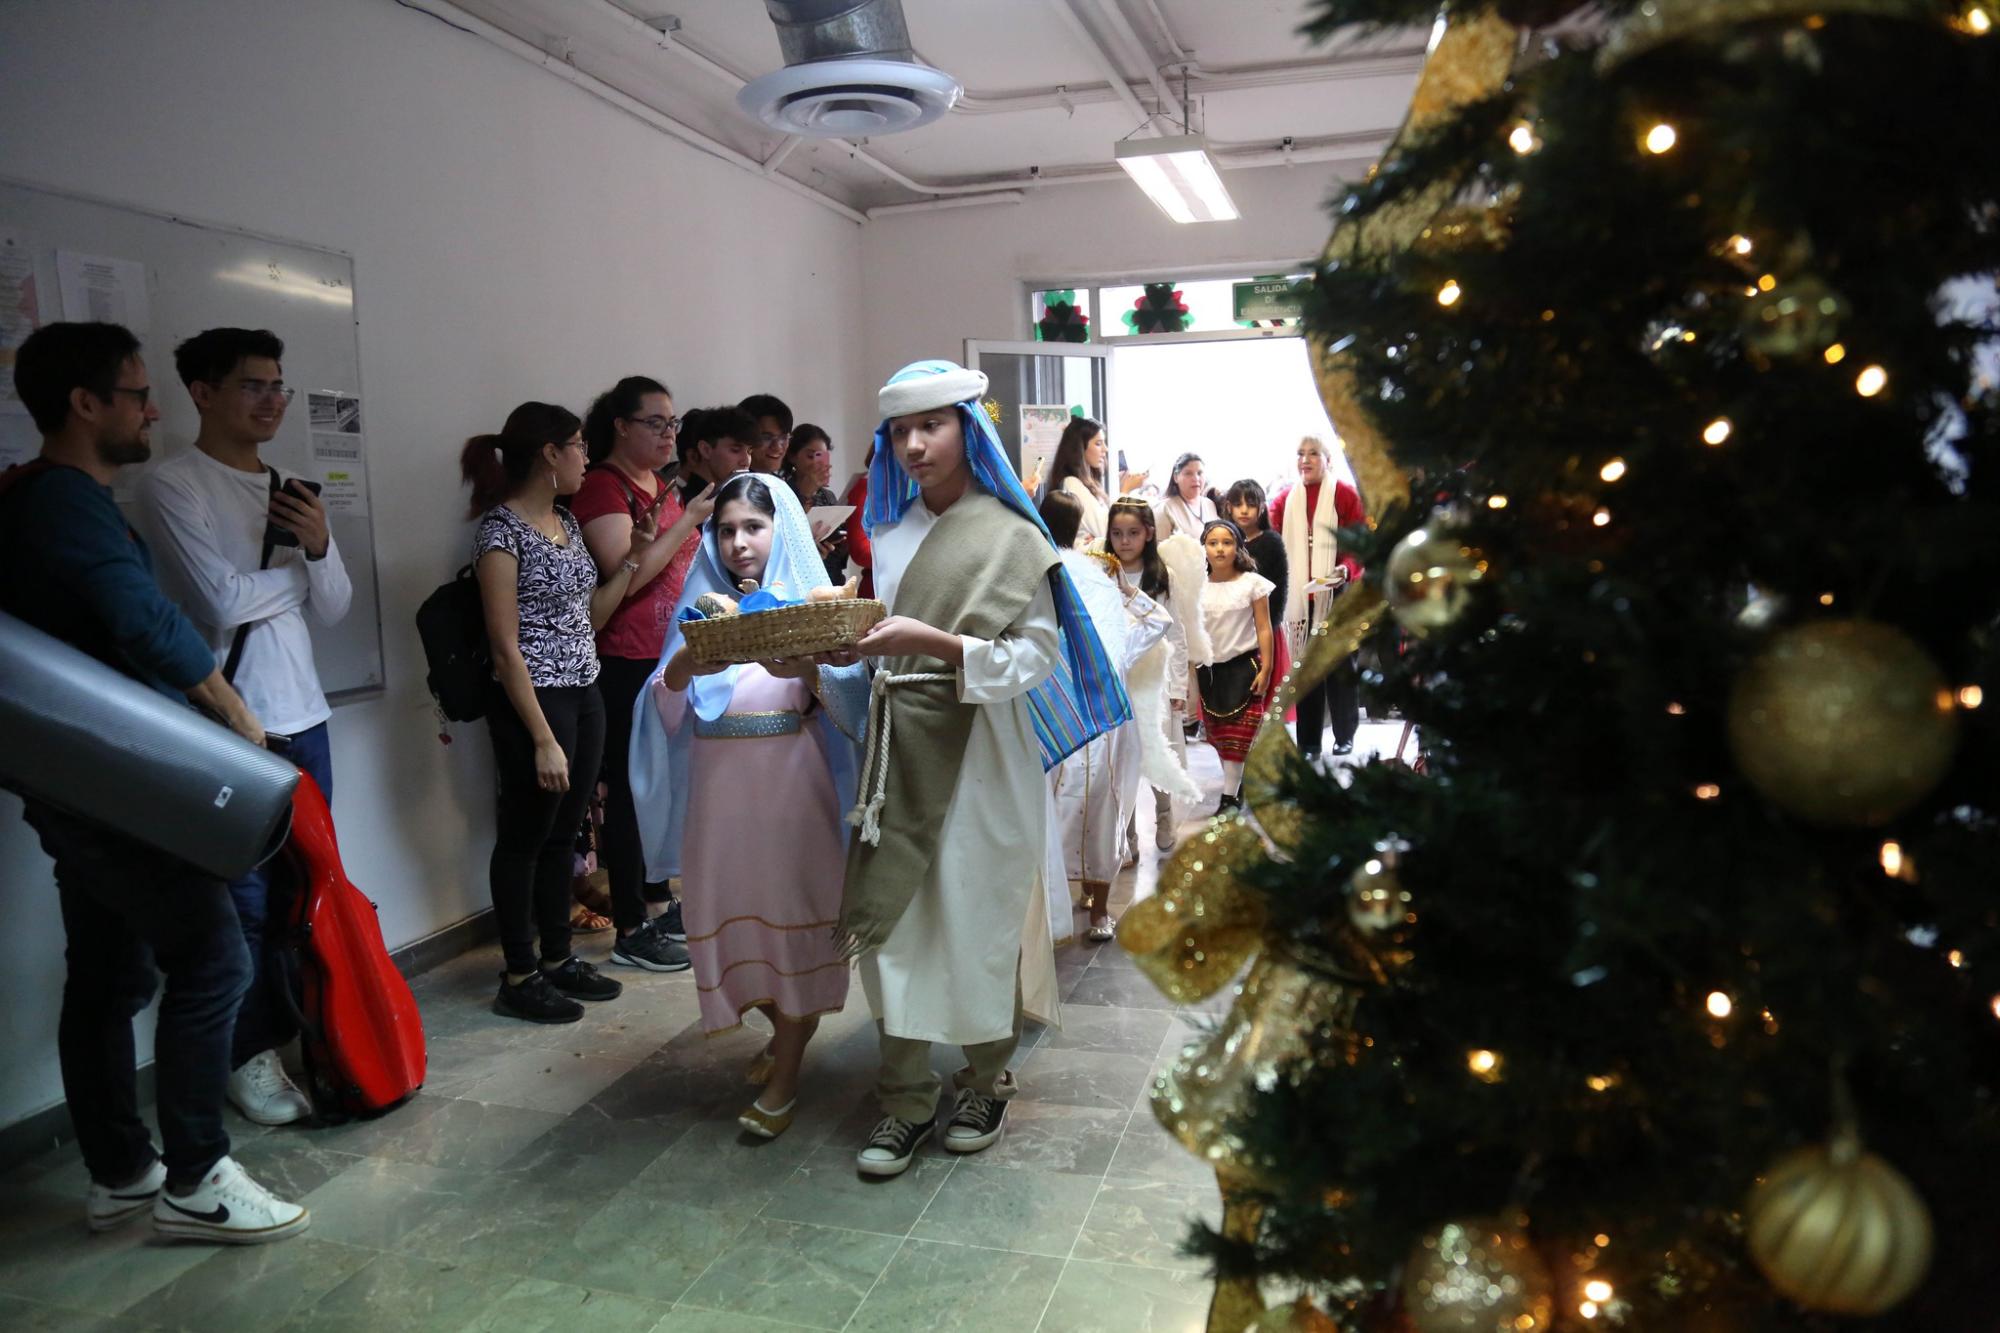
left=1232, top=277, right=1309, bottom=323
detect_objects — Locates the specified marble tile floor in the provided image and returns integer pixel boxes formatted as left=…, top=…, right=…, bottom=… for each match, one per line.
left=0, top=736, right=1359, bottom=1333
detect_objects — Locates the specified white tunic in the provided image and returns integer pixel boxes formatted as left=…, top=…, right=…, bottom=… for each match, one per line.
left=858, top=497, right=1063, bottom=1045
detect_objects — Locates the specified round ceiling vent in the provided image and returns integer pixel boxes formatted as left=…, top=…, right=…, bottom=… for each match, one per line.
left=738, top=59, right=961, bottom=138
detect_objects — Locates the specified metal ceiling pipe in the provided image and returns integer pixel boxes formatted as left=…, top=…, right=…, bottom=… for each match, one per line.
left=762, top=0, right=914, bottom=65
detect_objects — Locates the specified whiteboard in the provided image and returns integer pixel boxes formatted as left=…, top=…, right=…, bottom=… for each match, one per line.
left=0, top=178, right=384, bottom=699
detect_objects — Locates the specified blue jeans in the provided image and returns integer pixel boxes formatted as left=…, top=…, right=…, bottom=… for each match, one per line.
left=25, top=803, right=252, bottom=1191
left=228, top=721, right=333, bottom=1069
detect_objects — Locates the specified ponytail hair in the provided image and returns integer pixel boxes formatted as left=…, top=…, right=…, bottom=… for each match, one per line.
left=582, top=375, right=670, bottom=463
left=459, top=401, right=581, bottom=516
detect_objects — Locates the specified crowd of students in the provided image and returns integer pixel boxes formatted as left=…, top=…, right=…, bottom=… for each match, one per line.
left=1, top=315, right=1365, bottom=1249
left=1034, top=423, right=1369, bottom=943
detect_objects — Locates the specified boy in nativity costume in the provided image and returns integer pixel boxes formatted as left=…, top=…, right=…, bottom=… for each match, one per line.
left=839, top=360, right=1131, bottom=1177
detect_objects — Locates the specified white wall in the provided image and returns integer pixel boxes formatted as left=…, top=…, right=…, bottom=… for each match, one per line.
left=0, top=0, right=864, bottom=1133
left=857, top=164, right=1364, bottom=392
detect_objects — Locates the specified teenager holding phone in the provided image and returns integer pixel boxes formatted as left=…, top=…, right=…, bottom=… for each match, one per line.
left=140, top=327, right=351, bottom=1128
left=574, top=376, right=709, bottom=974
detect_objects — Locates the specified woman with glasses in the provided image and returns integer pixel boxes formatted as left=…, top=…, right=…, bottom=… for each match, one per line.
left=780, top=423, right=848, bottom=584
left=573, top=376, right=712, bottom=974
left=462, top=402, right=658, bottom=1023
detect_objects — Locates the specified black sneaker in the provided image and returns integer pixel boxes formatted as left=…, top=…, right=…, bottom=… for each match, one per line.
left=856, top=1114, right=935, bottom=1177
left=543, top=955, right=623, bottom=1000
left=1217, top=793, right=1242, bottom=813
left=942, top=1088, right=1008, bottom=1154
left=609, top=921, right=691, bottom=973
left=657, top=899, right=687, bottom=944
left=1332, top=741, right=1355, bottom=756
left=494, top=972, right=584, bottom=1024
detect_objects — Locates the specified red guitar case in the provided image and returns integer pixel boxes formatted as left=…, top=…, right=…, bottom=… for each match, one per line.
left=275, top=773, right=426, bottom=1116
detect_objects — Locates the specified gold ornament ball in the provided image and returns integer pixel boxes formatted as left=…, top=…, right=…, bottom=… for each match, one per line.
left=1386, top=525, right=1491, bottom=638
left=1746, top=1132, right=1933, bottom=1315
left=1727, top=619, right=1957, bottom=826
left=1741, top=273, right=1851, bottom=362
left=1348, top=857, right=1414, bottom=934
left=1401, top=1218, right=1554, bottom=1333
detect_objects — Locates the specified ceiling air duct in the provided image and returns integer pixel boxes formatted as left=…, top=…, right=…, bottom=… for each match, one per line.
left=738, top=0, right=961, bottom=137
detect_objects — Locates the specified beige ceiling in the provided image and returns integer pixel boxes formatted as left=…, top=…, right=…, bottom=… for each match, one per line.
left=436, top=0, right=1427, bottom=218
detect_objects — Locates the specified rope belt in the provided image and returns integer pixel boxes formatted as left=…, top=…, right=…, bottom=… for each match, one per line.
left=848, top=669, right=954, bottom=846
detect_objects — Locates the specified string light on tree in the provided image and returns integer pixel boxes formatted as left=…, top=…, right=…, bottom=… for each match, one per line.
left=1599, top=457, right=1627, bottom=482
left=1855, top=364, right=1889, bottom=397
left=1824, top=341, right=1848, bottom=364
left=1642, top=121, right=1678, bottom=153
left=1959, top=685, right=1983, bottom=708
left=1706, top=990, right=1734, bottom=1019
left=1437, top=279, right=1464, bottom=307
left=1702, top=417, right=1732, bottom=445
left=1466, top=1048, right=1504, bottom=1082
left=1508, top=121, right=1539, bottom=154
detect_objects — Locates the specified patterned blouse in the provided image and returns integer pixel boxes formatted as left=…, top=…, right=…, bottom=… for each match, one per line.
left=473, top=505, right=600, bottom=688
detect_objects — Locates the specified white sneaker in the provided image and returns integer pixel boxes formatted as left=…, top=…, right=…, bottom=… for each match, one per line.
left=86, top=1155, right=166, bottom=1232
left=226, top=1049, right=313, bottom=1126
left=153, top=1155, right=308, bottom=1244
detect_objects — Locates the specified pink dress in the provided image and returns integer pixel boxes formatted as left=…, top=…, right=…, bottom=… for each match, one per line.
left=657, top=666, right=851, bottom=1032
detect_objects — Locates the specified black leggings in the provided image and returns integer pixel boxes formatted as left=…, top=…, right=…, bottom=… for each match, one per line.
left=1295, top=653, right=1360, bottom=756
left=487, top=683, right=605, bottom=975
left=595, top=656, right=670, bottom=934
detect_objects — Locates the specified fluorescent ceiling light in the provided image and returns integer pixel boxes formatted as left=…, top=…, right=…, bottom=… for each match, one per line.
left=1115, top=134, right=1240, bottom=224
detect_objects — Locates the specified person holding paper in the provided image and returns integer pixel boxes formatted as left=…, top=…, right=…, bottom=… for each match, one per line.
left=780, top=422, right=850, bottom=584
left=141, top=326, right=351, bottom=1130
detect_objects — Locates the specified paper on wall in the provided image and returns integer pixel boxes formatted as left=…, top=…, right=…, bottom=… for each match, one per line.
left=0, top=229, right=40, bottom=416
left=55, top=250, right=149, bottom=334
left=1019, top=404, right=1070, bottom=488
left=307, top=390, right=367, bottom=514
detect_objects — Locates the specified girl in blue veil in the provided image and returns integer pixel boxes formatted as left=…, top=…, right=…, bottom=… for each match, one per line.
left=629, top=472, right=867, bottom=1138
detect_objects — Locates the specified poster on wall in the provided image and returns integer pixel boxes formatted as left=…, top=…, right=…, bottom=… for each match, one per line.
left=1019, top=404, right=1070, bottom=490
left=308, top=390, right=369, bottom=514
left=55, top=250, right=149, bottom=333
left=0, top=228, right=39, bottom=422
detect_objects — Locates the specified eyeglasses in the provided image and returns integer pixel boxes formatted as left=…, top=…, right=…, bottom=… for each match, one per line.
left=225, top=378, right=297, bottom=405
left=755, top=432, right=786, bottom=447
left=627, top=415, right=682, bottom=435
left=107, top=386, right=152, bottom=408
left=560, top=437, right=587, bottom=451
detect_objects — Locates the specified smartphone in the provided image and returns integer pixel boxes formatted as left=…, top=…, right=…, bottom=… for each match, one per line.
left=264, top=477, right=324, bottom=548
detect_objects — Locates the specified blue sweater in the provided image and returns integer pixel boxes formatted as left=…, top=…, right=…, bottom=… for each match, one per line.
left=0, top=462, right=216, bottom=697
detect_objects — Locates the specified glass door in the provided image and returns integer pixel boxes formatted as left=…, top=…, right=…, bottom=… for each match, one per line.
left=964, top=340, right=1112, bottom=493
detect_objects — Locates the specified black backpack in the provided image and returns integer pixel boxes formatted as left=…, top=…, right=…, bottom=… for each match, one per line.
left=415, top=565, right=491, bottom=723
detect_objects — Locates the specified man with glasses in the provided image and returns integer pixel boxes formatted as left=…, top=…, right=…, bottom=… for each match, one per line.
left=140, top=327, right=351, bottom=1129
left=738, top=393, right=793, bottom=476
left=1, top=321, right=307, bottom=1242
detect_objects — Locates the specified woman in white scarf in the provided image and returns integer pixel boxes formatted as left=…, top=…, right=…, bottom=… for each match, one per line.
left=1153, top=452, right=1216, bottom=542
left=1277, top=435, right=1365, bottom=759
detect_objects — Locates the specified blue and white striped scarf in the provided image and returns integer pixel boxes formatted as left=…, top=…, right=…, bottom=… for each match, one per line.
left=864, top=380, right=1131, bottom=770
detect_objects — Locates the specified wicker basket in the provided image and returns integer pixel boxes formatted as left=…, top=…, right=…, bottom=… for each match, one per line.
left=681, top=599, right=886, bottom=665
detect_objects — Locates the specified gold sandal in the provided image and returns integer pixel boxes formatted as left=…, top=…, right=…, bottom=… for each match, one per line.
left=746, top=1045, right=776, bottom=1086
left=738, top=1096, right=796, bottom=1139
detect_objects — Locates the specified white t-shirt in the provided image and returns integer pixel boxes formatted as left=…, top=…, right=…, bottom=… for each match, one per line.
left=1200, top=572, right=1275, bottom=661
left=140, top=447, right=352, bottom=735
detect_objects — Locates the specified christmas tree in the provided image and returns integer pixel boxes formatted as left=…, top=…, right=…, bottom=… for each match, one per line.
left=1118, top=0, right=2000, bottom=1329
